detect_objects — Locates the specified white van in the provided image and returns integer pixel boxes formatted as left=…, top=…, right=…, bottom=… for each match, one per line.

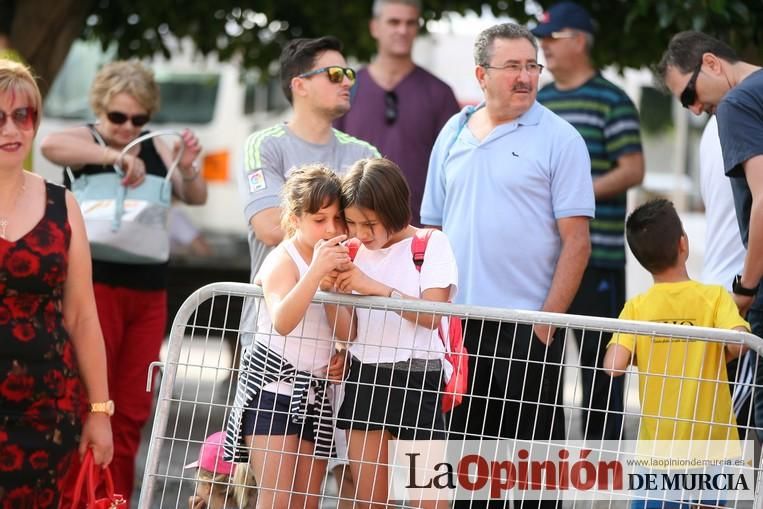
left=35, top=39, right=290, bottom=245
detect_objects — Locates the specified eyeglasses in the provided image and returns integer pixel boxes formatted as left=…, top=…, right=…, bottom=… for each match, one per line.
left=679, top=63, right=703, bottom=109
left=106, top=111, right=151, bottom=127
left=297, top=66, right=357, bottom=85
left=0, top=107, right=37, bottom=131
left=482, top=62, right=544, bottom=76
left=384, top=91, right=398, bottom=125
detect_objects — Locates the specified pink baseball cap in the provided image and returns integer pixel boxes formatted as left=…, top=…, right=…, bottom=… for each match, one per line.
left=184, top=432, right=235, bottom=476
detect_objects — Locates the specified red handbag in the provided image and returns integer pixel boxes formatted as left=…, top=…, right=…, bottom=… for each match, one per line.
left=62, top=450, right=126, bottom=509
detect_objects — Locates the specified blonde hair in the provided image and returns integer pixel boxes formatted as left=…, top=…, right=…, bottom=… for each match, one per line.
left=196, top=465, right=257, bottom=508
left=89, top=60, right=160, bottom=116
left=280, top=164, right=343, bottom=237
left=0, top=58, right=42, bottom=131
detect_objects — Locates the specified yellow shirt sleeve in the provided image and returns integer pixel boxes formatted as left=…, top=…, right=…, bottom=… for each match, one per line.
left=715, top=289, right=751, bottom=331
left=0, top=49, right=23, bottom=63
left=609, top=299, right=636, bottom=353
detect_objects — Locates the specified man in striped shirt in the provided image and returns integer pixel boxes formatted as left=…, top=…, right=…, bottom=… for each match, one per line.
left=532, top=1, right=645, bottom=441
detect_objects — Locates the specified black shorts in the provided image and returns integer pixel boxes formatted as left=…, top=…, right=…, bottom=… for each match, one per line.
left=336, top=357, right=446, bottom=440
left=242, top=390, right=317, bottom=443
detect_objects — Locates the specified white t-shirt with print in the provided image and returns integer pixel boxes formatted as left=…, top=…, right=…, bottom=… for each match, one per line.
left=349, top=229, right=458, bottom=364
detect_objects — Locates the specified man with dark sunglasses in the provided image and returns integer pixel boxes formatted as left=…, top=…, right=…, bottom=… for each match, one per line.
left=657, top=31, right=763, bottom=441
left=334, top=0, right=459, bottom=226
left=532, top=1, right=644, bottom=443
left=239, top=35, right=378, bottom=266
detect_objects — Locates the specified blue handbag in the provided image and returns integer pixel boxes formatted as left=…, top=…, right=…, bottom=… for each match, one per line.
left=67, top=129, right=184, bottom=264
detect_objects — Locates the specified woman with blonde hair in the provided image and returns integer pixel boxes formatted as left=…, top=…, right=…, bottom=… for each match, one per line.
left=0, top=59, right=113, bottom=506
left=41, top=59, right=207, bottom=502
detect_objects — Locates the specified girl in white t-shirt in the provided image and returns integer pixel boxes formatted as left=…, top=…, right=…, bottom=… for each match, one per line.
left=331, top=158, right=458, bottom=509
left=224, top=164, right=350, bottom=509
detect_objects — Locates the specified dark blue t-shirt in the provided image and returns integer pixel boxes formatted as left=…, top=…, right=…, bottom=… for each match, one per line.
left=716, top=68, right=763, bottom=247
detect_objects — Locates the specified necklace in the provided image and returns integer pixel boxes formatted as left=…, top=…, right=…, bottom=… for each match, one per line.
left=0, top=172, right=27, bottom=239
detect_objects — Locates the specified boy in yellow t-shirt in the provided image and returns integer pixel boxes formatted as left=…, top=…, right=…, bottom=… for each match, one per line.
left=604, top=199, right=749, bottom=509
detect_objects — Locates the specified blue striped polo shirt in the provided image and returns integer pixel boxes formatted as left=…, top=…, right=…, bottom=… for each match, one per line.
left=538, top=74, right=642, bottom=269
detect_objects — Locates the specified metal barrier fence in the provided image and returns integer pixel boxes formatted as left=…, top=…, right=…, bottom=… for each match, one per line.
left=138, top=282, right=763, bottom=509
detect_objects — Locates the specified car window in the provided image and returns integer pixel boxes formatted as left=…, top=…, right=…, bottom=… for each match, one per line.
left=152, top=73, right=219, bottom=124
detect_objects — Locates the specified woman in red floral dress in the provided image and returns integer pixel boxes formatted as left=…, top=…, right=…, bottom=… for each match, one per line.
left=0, top=60, right=113, bottom=506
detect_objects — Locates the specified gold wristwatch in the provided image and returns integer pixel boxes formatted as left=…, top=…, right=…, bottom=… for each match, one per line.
left=89, top=400, right=115, bottom=416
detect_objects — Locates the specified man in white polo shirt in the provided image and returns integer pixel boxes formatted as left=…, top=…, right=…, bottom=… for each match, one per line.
left=421, top=22, right=594, bottom=509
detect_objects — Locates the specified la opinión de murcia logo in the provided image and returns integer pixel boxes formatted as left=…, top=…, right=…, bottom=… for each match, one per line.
left=388, top=440, right=755, bottom=501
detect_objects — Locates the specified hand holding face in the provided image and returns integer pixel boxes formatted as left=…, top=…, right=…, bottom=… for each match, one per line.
left=188, top=495, right=207, bottom=509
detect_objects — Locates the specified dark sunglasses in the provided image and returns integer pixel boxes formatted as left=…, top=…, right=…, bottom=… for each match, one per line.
left=0, top=107, right=37, bottom=131
left=384, top=91, right=398, bottom=125
left=679, top=64, right=702, bottom=109
left=297, top=66, right=357, bottom=84
left=106, top=111, right=151, bottom=127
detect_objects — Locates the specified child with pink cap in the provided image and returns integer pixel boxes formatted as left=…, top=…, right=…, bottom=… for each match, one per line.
left=185, top=432, right=256, bottom=509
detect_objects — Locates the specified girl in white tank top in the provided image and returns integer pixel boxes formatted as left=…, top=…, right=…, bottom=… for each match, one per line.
left=233, top=165, right=351, bottom=509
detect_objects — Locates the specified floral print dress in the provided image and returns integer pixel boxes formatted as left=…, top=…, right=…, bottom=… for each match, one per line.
left=0, top=182, right=81, bottom=507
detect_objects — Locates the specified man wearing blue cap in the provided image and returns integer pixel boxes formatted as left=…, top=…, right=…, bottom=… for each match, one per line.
left=532, top=1, right=645, bottom=441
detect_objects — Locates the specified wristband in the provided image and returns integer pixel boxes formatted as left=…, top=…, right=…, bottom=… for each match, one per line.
left=732, top=274, right=759, bottom=297
left=181, top=160, right=201, bottom=182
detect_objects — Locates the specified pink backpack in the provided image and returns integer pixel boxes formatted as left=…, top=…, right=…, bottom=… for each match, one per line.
left=347, top=229, right=468, bottom=412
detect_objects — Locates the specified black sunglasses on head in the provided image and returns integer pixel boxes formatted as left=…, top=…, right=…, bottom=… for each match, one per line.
left=107, top=111, right=151, bottom=127
left=679, top=63, right=702, bottom=109
left=384, top=91, right=398, bottom=125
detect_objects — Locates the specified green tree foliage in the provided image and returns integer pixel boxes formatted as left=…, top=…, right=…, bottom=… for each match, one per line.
left=6, top=0, right=763, bottom=97
left=82, top=0, right=763, bottom=71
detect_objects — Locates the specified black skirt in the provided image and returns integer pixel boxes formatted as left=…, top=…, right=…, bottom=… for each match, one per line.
left=336, top=357, right=446, bottom=440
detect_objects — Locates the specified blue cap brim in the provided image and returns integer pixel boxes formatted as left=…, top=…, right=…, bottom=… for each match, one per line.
left=531, top=25, right=557, bottom=38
